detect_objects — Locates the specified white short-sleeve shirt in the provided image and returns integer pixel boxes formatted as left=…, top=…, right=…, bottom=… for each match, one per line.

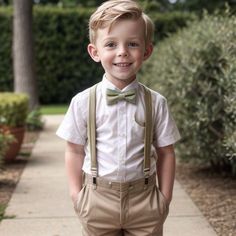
left=56, top=75, right=181, bottom=182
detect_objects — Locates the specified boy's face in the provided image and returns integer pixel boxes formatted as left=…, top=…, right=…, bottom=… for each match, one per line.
left=88, top=18, right=153, bottom=89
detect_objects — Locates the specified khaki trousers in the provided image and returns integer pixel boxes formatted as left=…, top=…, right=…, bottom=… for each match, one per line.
left=75, top=173, right=169, bottom=236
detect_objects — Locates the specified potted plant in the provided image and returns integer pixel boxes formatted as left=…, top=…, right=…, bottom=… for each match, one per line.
left=0, top=126, right=15, bottom=165
left=0, top=92, right=29, bottom=162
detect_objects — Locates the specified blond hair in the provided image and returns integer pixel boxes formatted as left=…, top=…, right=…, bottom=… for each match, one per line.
left=88, top=0, right=154, bottom=44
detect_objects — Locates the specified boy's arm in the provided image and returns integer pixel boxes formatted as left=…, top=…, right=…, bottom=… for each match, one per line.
left=156, top=144, right=176, bottom=205
left=65, top=141, right=85, bottom=205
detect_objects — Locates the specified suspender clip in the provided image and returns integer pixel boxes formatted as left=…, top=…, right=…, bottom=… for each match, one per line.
left=92, top=177, right=97, bottom=189
left=91, top=169, right=97, bottom=190
left=144, top=168, right=150, bottom=188
left=93, top=176, right=97, bottom=185
left=144, top=177, right=148, bottom=190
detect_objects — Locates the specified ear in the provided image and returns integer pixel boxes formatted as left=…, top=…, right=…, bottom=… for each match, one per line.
left=143, top=43, right=153, bottom=61
left=87, top=43, right=100, bottom=62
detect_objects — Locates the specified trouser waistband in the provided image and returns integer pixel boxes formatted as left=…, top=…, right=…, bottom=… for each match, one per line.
left=84, top=173, right=156, bottom=192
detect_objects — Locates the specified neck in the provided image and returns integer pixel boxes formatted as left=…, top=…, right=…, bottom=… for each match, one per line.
left=106, top=75, right=137, bottom=90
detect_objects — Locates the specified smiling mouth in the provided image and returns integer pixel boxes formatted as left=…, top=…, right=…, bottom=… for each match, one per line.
left=113, top=63, right=132, bottom=67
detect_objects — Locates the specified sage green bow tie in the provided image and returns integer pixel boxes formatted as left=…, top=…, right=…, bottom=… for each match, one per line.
left=106, top=88, right=136, bottom=105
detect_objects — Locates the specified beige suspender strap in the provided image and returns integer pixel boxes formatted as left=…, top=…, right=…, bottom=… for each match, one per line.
left=88, top=83, right=152, bottom=187
left=142, top=84, right=153, bottom=184
left=88, top=83, right=98, bottom=187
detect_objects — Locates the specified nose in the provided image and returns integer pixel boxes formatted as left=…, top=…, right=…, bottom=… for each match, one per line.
left=117, top=45, right=128, bottom=57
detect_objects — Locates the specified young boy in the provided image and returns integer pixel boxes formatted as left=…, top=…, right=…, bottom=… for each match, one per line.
left=56, top=0, right=180, bottom=235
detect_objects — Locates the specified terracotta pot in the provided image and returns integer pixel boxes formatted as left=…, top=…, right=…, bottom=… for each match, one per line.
left=4, top=127, right=25, bottom=162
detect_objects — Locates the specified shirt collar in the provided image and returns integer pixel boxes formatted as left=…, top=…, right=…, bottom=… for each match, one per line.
left=101, top=74, right=139, bottom=98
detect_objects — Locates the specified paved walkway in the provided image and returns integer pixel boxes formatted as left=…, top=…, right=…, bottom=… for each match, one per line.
left=0, top=115, right=217, bottom=236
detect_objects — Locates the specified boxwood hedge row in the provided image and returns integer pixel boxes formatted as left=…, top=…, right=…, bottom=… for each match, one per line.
left=141, top=11, right=236, bottom=175
left=0, top=6, right=194, bottom=104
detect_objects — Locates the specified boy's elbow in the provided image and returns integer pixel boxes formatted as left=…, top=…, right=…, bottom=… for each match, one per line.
left=65, top=141, right=85, bottom=155
left=156, top=144, right=175, bottom=159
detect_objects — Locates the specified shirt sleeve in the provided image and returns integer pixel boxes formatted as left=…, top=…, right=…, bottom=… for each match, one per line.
left=56, top=94, right=87, bottom=145
left=153, top=96, right=181, bottom=148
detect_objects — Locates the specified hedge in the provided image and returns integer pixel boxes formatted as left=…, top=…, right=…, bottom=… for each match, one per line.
left=0, top=7, right=13, bottom=92
left=0, top=127, right=14, bottom=166
left=141, top=11, right=236, bottom=175
left=0, top=6, right=194, bottom=104
left=150, top=11, right=196, bottom=42
left=0, top=92, right=29, bottom=127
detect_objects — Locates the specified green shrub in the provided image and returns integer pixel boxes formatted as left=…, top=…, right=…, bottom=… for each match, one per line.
left=33, top=7, right=103, bottom=104
left=0, top=7, right=13, bottom=91
left=26, top=109, right=44, bottom=131
left=0, top=127, right=15, bottom=166
left=141, top=11, right=236, bottom=175
left=0, top=93, right=29, bottom=127
left=0, top=6, right=194, bottom=104
left=150, top=11, right=196, bottom=42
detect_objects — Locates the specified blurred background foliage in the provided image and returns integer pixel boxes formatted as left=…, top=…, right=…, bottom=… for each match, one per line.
left=0, top=0, right=236, bottom=13
left=0, top=0, right=235, bottom=174
left=0, top=6, right=194, bottom=104
left=141, top=10, right=236, bottom=175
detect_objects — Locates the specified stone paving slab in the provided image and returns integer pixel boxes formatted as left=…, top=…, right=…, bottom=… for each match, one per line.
left=169, top=183, right=202, bottom=217
left=0, top=218, right=82, bottom=236
left=5, top=177, right=74, bottom=218
left=21, top=154, right=66, bottom=178
left=165, top=216, right=217, bottom=236
left=0, top=115, right=217, bottom=236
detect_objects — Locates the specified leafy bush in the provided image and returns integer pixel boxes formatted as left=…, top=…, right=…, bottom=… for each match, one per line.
left=33, top=7, right=103, bottom=104
left=26, top=109, right=44, bottom=131
left=0, top=126, right=15, bottom=166
left=0, top=6, right=194, bottom=104
left=150, top=11, right=196, bottom=42
left=0, top=93, right=29, bottom=127
left=0, top=7, right=13, bottom=91
left=141, top=10, right=236, bottom=175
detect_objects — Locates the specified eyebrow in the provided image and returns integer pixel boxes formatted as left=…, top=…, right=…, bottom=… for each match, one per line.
left=102, top=37, right=116, bottom=42
left=102, top=36, right=141, bottom=42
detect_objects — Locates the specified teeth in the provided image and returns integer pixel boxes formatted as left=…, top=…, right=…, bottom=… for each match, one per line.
left=114, top=63, right=131, bottom=67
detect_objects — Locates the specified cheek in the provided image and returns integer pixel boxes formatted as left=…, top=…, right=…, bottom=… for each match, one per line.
left=135, top=52, right=145, bottom=64
left=101, top=52, right=114, bottom=63
left=100, top=55, right=112, bottom=69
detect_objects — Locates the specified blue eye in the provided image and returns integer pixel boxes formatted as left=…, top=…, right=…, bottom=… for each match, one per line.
left=128, top=42, right=139, bottom=47
left=105, top=42, right=116, bottom=48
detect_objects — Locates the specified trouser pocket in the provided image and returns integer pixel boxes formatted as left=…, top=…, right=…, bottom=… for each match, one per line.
left=151, top=186, right=169, bottom=234
left=74, top=185, right=87, bottom=215
left=156, top=186, right=169, bottom=224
